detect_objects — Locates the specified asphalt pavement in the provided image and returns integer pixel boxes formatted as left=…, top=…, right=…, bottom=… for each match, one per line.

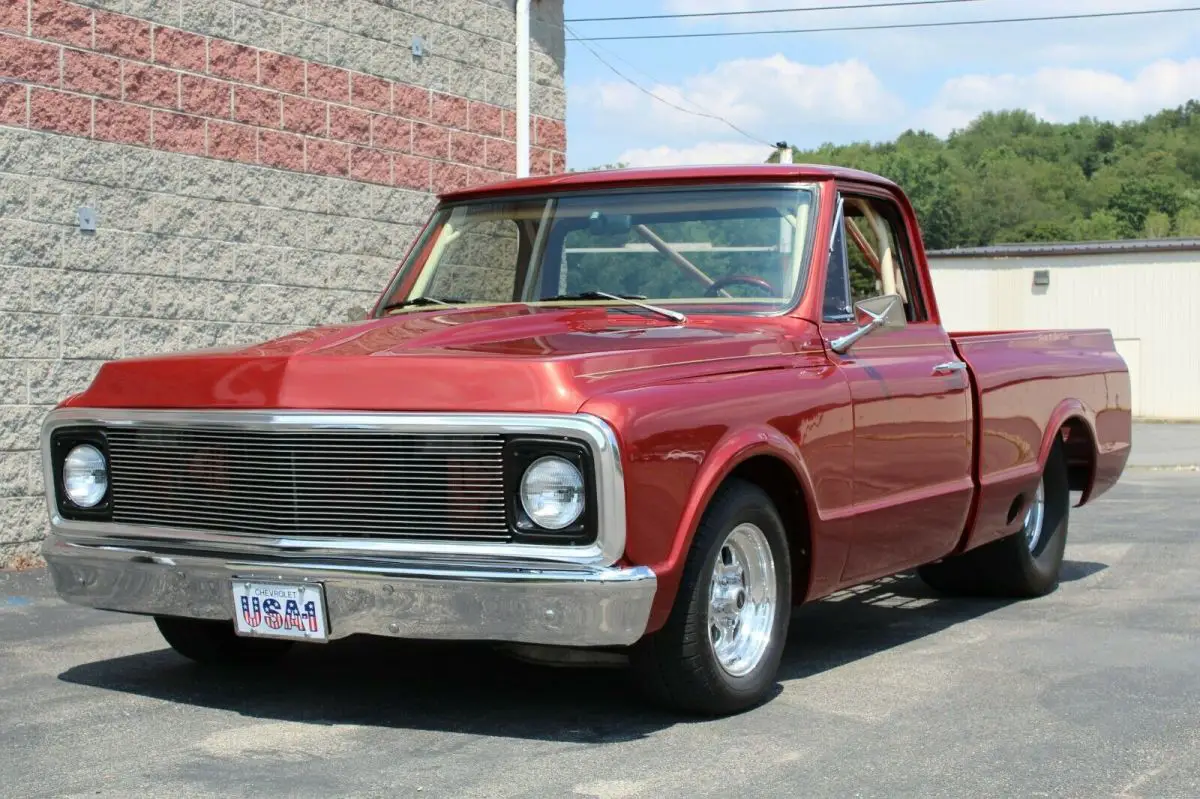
left=2, top=469, right=1198, bottom=798
left=1127, top=422, right=1200, bottom=469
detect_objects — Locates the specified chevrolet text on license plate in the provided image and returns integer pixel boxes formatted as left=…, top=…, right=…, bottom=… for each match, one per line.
left=232, top=581, right=329, bottom=642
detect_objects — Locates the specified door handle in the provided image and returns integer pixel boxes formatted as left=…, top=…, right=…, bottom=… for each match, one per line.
left=932, top=360, right=968, bottom=376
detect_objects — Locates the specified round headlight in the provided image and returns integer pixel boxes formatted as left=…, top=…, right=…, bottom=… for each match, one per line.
left=63, top=444, right=108, bottom=508
left=519, top=456, right=585, bottom=531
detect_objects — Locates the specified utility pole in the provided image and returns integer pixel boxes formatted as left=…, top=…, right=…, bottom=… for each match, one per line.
left=516, top=0, right=531, bottom=178
left=775, top=141, right=794, bottom=256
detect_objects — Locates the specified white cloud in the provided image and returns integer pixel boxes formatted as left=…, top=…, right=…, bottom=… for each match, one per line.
left=617, top=141, right=776, bottom=167
left=568, top=2, right=1200, bottom=168
left=578, top=54, right=903, bottom=141
left=656, top=0, right=1200, bottom=66
left=586, top=55, right=1200, bottom=168
left=920, top=58, right=1200, bottom=135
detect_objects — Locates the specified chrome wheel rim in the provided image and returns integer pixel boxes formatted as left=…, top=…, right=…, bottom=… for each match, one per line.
left=707, top=522, right=777, bottom=677
left=1023, top=479, right=1046, bottom=553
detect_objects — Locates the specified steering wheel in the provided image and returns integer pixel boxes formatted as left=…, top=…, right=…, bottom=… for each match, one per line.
left=703, top=274, right=777, bottom=297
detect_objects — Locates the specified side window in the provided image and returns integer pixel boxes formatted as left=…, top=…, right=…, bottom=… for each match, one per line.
left=822, top=200, right=852, bottom=321
left=841, top=195, right=926, bottom=323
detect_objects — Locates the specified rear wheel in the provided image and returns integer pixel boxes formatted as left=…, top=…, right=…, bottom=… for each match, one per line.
left=919, top=437, right=1070, bottom=598
left=155, top=616, right=293, bottom=666
left=631, top=479, right=792, bottom=715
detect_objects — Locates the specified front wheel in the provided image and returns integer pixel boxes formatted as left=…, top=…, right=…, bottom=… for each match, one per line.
left=631, top=479, right=792, bottom=715
left=919, top=437, right=1070, bottom=598
left=155, top=616, right=294, bottom=666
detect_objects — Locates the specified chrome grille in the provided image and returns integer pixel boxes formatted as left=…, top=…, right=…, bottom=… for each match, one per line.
left=105, top=426, right=510, bottom=540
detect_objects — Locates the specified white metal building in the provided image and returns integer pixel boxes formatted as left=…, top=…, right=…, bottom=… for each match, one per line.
left=927, top=239, right=1200, bottom=421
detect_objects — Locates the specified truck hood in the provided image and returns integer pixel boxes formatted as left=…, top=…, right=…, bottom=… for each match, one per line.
left=68, top=305, right=812, bottom=413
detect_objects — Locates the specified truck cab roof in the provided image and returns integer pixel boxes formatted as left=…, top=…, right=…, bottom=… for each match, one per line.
left=439, top=163, right=901, bottom=202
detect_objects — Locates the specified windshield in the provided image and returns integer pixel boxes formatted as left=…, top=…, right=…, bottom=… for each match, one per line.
left=378, top=185, right=818, bottom=316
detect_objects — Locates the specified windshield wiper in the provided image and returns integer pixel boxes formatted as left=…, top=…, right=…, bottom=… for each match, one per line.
left=379, top=296, right=467, bottom=313
left=539, top=291, right=686, bottom=324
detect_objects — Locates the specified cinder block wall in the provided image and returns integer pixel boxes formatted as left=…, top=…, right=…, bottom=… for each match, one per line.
left=0, top=0, right=566, bottom=567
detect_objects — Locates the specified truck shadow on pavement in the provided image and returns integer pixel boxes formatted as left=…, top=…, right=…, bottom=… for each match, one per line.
left=775, top=559, right=1106, bottom=684
left=57, top=561, right=1107, bottom=742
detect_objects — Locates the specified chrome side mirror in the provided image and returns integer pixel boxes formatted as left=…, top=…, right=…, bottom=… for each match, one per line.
left=830, top=294, right=905, bottom=354
left=346, top=306, right=369, bottom=322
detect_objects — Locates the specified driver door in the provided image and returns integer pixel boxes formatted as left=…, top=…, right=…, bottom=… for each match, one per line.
left=822, top=189, right=974, bottom=583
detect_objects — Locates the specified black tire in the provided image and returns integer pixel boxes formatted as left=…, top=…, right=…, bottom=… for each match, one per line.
left=919, top=437, right=1070, bottom=598
left=154, top=616, right=294, bottom=666
left=631, top=479, right=792, bottom=716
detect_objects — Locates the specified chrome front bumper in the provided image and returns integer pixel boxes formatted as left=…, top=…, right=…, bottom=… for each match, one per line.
left=43, top=533, right=658, bottom=647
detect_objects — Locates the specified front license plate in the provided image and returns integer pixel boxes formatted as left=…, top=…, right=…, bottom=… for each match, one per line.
left=231, top=581, right=329, bottom=642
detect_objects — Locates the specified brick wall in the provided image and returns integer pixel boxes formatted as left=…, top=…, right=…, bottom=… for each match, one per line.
left=0, top=0, right=566, bottom=567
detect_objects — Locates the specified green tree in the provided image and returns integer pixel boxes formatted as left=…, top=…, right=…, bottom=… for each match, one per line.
left=1073, top=210, right=1122, bottom=241
left=1175, top=206, right=1200, bottom=237
left=1142, top=211, right=1172, bottom=238
left=778, top=101, right=1200, bottom=248
left=874, top=146, right=965, bottom=250
left=1108, top=177, right=1184, bottom=237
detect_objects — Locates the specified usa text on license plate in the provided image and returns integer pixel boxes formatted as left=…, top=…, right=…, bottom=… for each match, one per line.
left=232, top=581, right=329, bottom=642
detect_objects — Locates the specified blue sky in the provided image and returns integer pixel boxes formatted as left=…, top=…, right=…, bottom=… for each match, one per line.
left=563, top=0, right=1200, bottom=170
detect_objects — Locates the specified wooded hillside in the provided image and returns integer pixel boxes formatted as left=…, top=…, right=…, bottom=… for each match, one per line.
left=779, top=101, right=1200, bottom=250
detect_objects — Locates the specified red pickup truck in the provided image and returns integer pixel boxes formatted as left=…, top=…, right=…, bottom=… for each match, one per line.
left=41, top=165, right=1131, bottom=715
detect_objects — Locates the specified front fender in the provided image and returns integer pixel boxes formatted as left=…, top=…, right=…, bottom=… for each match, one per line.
left=641, top=424, right=817, bottom=633
left=580, top=358, right=851, bottom=636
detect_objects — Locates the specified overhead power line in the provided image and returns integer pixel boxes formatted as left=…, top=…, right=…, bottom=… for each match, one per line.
left=577, top=36, right=717, bottom=118
left=564, top=22, right=776, bottom=148
left=567, top=6, right=1200, bottom=42
left=567, top=0, right=984, bottom=24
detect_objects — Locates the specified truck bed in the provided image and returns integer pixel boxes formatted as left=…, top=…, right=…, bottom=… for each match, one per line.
left=949, top=329, right=1132, bottom=553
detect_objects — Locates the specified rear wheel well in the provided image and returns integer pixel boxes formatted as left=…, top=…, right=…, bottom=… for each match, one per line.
left=726, top=455, right=812, bottom=604
left=1059, top=417, right=1097, bottom=501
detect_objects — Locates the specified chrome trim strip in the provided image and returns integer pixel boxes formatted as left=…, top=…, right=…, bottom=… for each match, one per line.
left=42, top=534, right=657, bottom=647
left=579, top=350, right=794, bottom=380
left=43, top=409, right=628, bottom=568
left=828, top=194, right=844, bottom=254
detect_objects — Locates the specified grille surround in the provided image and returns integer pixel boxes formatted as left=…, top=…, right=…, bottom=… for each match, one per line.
left=43, top=410, right=628, bottom=567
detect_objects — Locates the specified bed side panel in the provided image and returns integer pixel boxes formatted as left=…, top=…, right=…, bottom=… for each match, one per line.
left=950, top=329, right=1130, bottom=552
